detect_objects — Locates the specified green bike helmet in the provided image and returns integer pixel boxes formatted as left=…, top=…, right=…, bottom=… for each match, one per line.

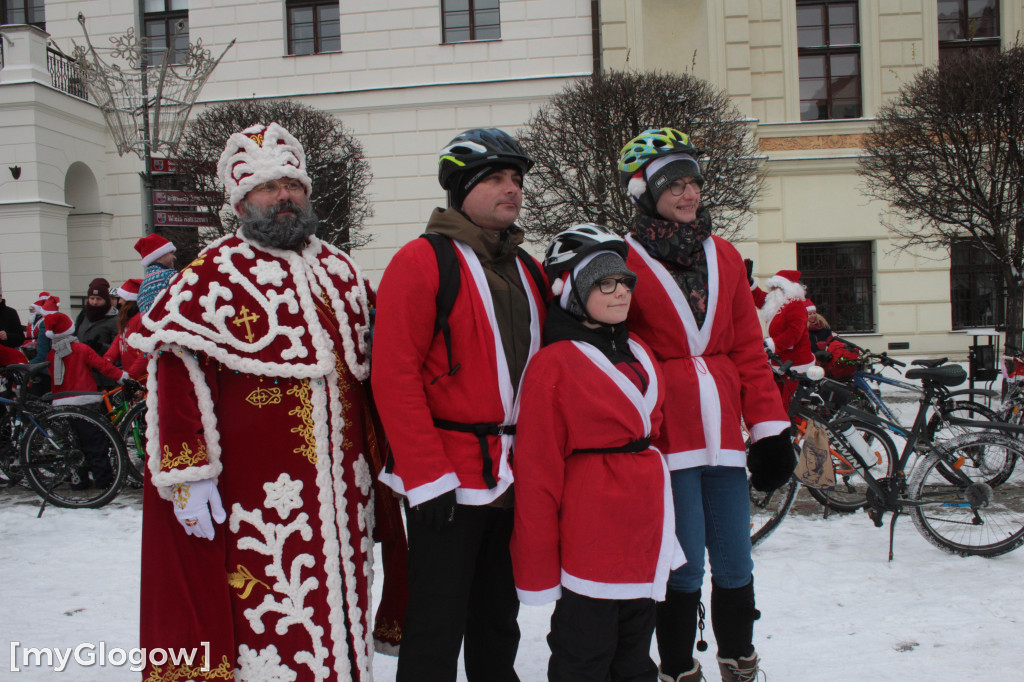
left=617, top=127, right=702, bottom=216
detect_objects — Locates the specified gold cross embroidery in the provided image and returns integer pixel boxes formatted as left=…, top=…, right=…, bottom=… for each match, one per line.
left=233, top=306, right=260, bottom=343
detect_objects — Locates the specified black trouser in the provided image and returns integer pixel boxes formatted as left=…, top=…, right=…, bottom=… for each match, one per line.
left=396, top=502, right=520, bottom=682
left=72, top=413, right=113, bottom=484
left=548, top=589, right=658, bottom=682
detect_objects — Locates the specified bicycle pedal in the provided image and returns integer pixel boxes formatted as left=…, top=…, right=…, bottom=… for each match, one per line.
left=867, top=508, right=885, bottom=528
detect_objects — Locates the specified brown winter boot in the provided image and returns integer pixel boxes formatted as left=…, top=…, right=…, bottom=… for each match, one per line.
left=658, top=659, right=705, bottom=682
left=717, top=652, right=761, bottom=682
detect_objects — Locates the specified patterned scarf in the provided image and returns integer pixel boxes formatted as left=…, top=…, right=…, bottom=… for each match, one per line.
left=51, top=335, right=76, bottom=385
left=631, top=206, right=715, bottom=326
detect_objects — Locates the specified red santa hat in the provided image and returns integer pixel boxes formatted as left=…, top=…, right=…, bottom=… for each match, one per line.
left=30, top=292, right=52, bottom=314
left=117, top=278, right=143, bottom=301
left=135, top=234, right=177, bottom=267
left=43, top=312, right=75, bottom=339
left=217, top=122, right=312, bottom=214
left=767, top=270, right=802, bottom=289
left=39, top=295, right=61, bottom=316
left=804, top=298, right=816, bottom=313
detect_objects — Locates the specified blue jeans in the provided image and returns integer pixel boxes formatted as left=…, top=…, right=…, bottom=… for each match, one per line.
left=668, top=466, right=753, bottom=593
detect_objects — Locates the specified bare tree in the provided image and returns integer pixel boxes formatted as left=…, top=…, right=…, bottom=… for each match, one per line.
left=173, top=99, right=373, bottom=252
left=859, top=46, right=1024, bottom=350
left=518, top=70, right=764, bottom=243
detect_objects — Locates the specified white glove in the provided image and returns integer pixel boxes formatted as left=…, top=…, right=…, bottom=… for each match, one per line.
left=170, top=479, right=226, bottom=540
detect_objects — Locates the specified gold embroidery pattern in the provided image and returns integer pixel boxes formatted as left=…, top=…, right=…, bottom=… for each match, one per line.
left=171, top=483, right=191, bottom=510
left=232, top=305, right=260, bottom=343
left=162, top=442, right=209, bottom=469
left=228, top=564, right=270, bottom=599
left=245, top=386, right=282, bottom=408
left=144, top=655, right=233, bottom=681
left=180, top=254, right=207, bottom=278
left=334, top=355, right=355, bottom=452
left=287, top=381, right=317, bottom=464
left=373, top=619, right=403, bottom=643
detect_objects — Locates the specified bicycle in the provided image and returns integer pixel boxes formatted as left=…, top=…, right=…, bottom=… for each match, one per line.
left=99, top=379, right=148, bottom=484
left=779, top=360, right=1024, bottom=558
left=0, top=363, right=129, bottom=514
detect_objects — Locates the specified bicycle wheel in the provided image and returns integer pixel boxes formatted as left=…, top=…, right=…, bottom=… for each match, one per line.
left=805, top=418, right=897, bottom=512
left=927, top=400, right=1013, bottom=486
left=750, top=475, right=798, bottom=547
left=118, top=400, right=148, bottom=484
left=909, top=433, right=1024, bottom=557
left=22, top=405, right=128, bottom=508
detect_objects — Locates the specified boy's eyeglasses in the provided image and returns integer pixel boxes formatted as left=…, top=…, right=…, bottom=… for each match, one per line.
left=596, top=276, right=637, bottom=294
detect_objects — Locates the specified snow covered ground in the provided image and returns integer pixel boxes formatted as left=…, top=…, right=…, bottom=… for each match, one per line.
left=3, top=365, right=1023, bottom=680
left=2, top=485, right=1022, bottom=681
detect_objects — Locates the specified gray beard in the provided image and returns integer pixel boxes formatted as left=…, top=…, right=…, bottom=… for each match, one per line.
left=239, top=199, right=318, bottom=251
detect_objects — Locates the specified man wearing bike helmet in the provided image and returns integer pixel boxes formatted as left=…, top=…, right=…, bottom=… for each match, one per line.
left=617, top=128, right=794, bottom=682
left=512, top=223, right=685, bottom=680
left=373, top=128, right=548, bottom=681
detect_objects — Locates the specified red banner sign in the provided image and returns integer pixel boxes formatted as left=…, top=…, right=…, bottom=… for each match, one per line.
left=153, top=189, right=222, bottom=206
left=150, top=158, right=180, bottom=174
left=154, top=210, right=219, bottom=227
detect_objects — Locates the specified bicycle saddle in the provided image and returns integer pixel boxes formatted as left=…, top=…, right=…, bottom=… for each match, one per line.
left=904, top=363, right=966, bottom=386
left=911, top=357, right=947, bottom=368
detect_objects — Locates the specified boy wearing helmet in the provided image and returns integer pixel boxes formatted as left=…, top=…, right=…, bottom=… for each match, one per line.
left=512, top=224, right=685, bottom=680
left=617, top=128, right=794, bottom=682
left=372, top=128, right=548, bottom=681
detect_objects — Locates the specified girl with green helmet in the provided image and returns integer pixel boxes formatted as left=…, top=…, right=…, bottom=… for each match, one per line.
left=615, top=128, right=795, bottom=682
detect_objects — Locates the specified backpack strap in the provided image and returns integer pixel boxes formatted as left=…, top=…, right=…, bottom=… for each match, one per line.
left=420, top=233, right=461, bottom=383
left=516, top=246, right=547, bottom=301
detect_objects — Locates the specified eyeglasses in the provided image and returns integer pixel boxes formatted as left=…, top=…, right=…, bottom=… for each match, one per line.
left=666, top=179, right=702, bottom=196
left=252, top=179, right=306, bottom=195
left=596, top=276, right=637, bottom=294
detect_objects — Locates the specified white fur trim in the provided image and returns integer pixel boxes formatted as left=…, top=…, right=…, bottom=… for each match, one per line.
left=140, top=240, right=176, bottom=267
left=148, top=347, right=223, bottom=494
left=516, top=585, right=562, bottom=606
left=218, top=122, right=313, bottom=212
left=628, top=176, right=647, bottom=199
left=550, top=276, right=564, bottom=296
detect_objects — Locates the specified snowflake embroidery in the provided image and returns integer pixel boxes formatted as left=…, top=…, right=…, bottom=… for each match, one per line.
left=264, top=474, right=304, bottom=520
left=251, top=259, right=288, bottom=287
left=235, top=644, right=297, bottom=682
left=323, top=255, right=353, bottom=282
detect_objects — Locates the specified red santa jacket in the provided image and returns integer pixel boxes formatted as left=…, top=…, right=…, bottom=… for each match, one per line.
left=764, top=298, right=815, bottom=372
left=48, top=341, right=126, bottom=405
left=512, top=336, right=685, bottom=604
left=372, top=235, right=546, bottom=507
left=103, top=314, right=148, bottom=379
left=625, top=235, right=789, bottom=470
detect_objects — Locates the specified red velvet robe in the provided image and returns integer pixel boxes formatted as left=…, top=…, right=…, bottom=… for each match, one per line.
left=130, top=234, right=401, bottom=681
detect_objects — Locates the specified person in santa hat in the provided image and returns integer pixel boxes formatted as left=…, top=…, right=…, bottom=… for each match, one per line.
left=135, top=233, right=178, bottom=315
left=43, top=311, right=129, bottom=489
left=103, top=279, right=147, bottom=380
left=750, top=269, right=817, bottom=405
left=616, top=128, right=793, bottom=682
left=28, top=295, right=60, bottom=365
left=0, top=291, right=26, bottom=364
left=130, top=121, right=401, bottom=681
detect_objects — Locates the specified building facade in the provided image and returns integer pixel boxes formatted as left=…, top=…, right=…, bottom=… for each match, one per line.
left=1, top=0, right=1021, bottom=357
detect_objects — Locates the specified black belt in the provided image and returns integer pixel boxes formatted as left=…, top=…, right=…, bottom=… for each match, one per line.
left=572, top=436, right=651, bottom=455
left=433, top=418, right=515, bottom=489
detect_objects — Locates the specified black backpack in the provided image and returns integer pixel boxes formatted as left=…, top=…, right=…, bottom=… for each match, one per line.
left=421, top=232, right=546, bottom=384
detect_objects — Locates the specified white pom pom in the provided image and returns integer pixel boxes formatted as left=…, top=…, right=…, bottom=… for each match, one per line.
left=627, top=176, right=647, bottom=198
left=551, top=277, right=564, bottom=296
left=805, top=365, right=825, bottom=381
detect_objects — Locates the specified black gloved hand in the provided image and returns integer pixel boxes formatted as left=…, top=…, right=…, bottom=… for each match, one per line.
left=747, top=430, right=796, bottom=492
left=743, top=258, right=755, bottom=287
left=412, top=490, right=457, bottom=530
